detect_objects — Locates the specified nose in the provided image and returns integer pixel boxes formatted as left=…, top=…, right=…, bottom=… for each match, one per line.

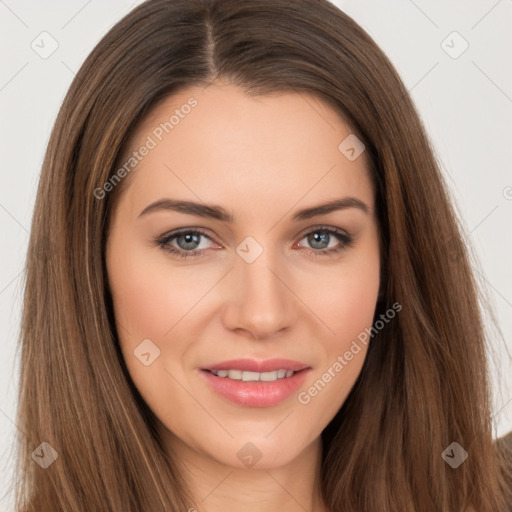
left=221, top=244, right=297, bottom=340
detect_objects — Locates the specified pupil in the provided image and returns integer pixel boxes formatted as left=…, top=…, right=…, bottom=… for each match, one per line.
left=179, top=233, right=199, bottom=250
left=309, top=232, right=328, bottom=249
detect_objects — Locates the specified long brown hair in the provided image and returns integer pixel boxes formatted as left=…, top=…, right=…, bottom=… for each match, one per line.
left=14, top=0, right=512, bottom=510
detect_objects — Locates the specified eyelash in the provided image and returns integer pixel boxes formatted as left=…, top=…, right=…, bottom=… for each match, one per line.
left=154, top=226, right=354, bottom=260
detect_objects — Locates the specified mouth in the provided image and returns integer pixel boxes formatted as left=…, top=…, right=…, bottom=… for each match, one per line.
left=200, top=357, right=310, bottom=374
left=198, top=358, right=311, bottom=407
left=203, top=368, right=302, bottom=381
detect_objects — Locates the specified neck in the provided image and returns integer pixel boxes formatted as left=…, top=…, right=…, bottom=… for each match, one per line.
left=161, top=430, right=329, bottom=512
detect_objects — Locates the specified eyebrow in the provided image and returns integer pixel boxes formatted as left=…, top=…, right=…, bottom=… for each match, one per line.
left=138, top=197, right=369, bottom=222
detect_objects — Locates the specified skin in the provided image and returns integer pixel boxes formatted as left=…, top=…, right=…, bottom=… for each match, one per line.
left=106, top=81, right=381, bottom=512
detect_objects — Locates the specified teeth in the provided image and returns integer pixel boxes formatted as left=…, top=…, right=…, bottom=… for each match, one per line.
left=210, top=369, right=298, bottom=381
left=227, top=369, right=242, bottom=380
left=242, top=371, right=260, bottom=381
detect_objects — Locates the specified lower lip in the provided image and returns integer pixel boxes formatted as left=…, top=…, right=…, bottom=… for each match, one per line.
left=199, top=369, right=310, bottom=407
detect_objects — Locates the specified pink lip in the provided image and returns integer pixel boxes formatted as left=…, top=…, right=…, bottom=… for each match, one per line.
left=199, top=358, right=311, bottom=407
left=201, top=358, right=310, bottom=373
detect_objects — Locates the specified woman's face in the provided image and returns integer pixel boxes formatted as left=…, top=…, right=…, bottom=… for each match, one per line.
left=106, top=82, right=380, bottom=469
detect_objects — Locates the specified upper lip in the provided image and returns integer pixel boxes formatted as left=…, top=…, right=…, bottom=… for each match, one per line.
left=201, top=358, right=310, bottom=373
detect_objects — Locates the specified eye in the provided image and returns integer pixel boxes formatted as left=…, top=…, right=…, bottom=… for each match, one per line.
left=295, top=226, right=354, bottom=257
left=154, top=225, right=354, bottom=259
left=155, top=229, right=215, bottom=259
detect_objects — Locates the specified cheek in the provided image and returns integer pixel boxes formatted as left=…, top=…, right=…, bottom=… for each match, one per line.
left=328, top=268, right=379, bottom=342
left=106, top=241, right=203, bottom=425
left=296, top=238, right=380, bottom=412
left=107, top=242, right=202, bottom=346
left=307, top=245, right=380, bottom=349
left=296, top=271, right=379, bottom=428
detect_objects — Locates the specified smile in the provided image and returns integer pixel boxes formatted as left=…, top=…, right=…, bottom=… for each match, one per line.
left=199, top=358, right=311, bottom=407
left=207, top=369, right=296, bottom=381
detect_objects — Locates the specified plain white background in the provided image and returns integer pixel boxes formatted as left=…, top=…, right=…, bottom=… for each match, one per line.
left=1, top=0, right=511, bottom=509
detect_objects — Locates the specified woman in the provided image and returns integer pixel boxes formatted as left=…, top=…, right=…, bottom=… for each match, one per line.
left=14, top=0, right=512, bottom=510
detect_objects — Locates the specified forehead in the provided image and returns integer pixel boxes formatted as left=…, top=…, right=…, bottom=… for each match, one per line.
left=114, top=82, right=374, bottom=220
